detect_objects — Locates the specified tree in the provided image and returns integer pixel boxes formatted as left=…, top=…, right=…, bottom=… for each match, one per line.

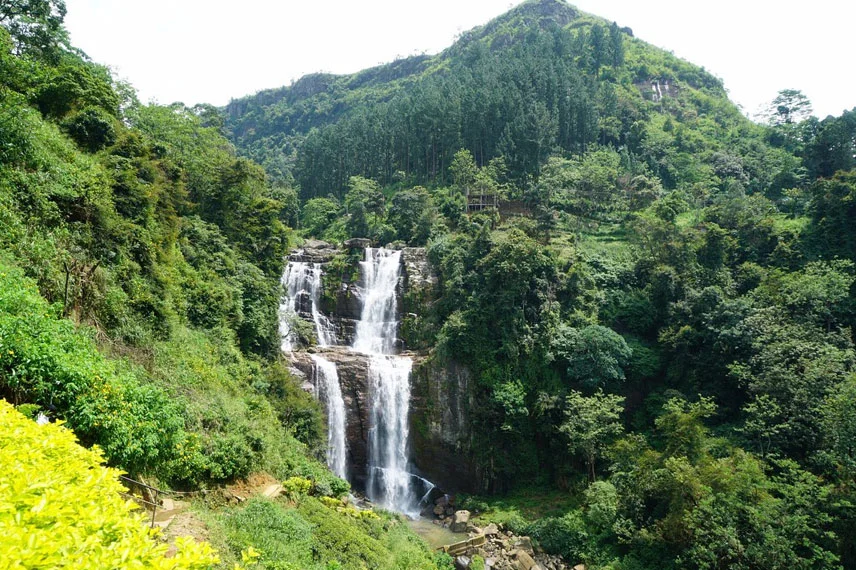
left=608, top=22, right=624, bottom=68
left=301, top=197, right=341, bottom=237
left=766, top=89, right=813, bottom=125
left=551, top=324, right=632, bottom=389
left=805, top=110, right=856, bottom=178
left=588, top=24, right=607, bottom=73
left=388, top=186, right=436, bottom=245
left=560, top=389, right=625, bottom=480
left=806, top=172, right=856, bottom=261
left=819, top=375, right=856, bottom=481
left=450, top=148, right=479, bottom=192
left=344, top=176, right=384, bottom=238
left=655, top=397, right=716, bottom=462
left=0, top=0, right=67, bottom=60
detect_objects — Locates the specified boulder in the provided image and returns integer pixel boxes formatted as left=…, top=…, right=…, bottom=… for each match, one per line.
left=455, top=556, right=471, bottom=570
left=484, top=523, right=500, bottom=536
left=434, top=504, right=446, bottom=516
left=514, top=549, right=538, bottom=570
left=451, top=510, right=471, bottom=533
left=513, top=536, right=533, bottom=554
left=344, top=238, right=372, bottom=250
left=288, top=366, right=307, bottom=381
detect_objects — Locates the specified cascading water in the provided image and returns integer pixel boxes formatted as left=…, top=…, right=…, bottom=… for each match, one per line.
left=281, top=248, right=432, bottom=517
left=310, top=353, right=348, bottom=480
left=280, top=258, right=347, bottom=478
left=353, top=249, right=401, bottom=355
left=279, top=261, right=335, bottom=351
left=352, top=248, right=425, bottom=516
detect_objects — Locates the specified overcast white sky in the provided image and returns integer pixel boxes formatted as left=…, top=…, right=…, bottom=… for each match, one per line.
left=64, top=0, right=855, bottom=120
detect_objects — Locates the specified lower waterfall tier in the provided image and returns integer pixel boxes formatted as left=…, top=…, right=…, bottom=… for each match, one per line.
left=291, top=348, right=478, bottom=496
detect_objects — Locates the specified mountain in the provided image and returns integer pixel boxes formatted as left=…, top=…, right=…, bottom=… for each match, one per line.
left=223, top=0, right=783, bottom=202
left=223, top=2, right=856, bottom=569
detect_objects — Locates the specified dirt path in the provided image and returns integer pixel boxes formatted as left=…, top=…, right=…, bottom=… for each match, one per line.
left=158, top=472, right=282, bottom=556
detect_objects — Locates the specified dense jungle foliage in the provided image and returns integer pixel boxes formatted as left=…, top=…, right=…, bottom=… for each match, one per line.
left=0, top=3, right=454, bottom=569
left=0, top=0, right=339, bottom=491
left=4, top=0, right=856, bottom=568
left=227, top=1, right=856, bottom=568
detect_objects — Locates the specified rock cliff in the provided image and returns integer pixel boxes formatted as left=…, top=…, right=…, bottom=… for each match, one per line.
left=285, top=241, right=478, bottom=492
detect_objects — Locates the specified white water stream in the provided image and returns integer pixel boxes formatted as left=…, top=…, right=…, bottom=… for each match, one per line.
left=279, top=261, right=335, bottom=351
left=352, top=248, right=422, bottom=516
left=310, top=353, right=348, bottom=480
left=280, top=258, right=346, bottom=478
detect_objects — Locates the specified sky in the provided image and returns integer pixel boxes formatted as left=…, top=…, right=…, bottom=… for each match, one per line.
left=63, top=0, right=855, bottom=120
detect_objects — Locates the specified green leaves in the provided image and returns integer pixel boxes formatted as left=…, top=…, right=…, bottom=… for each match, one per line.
left=560, top=389, right=625, bottom=480
left=0, top=401, right=220, bottom=569
left=550, top=324, right=631, bottom=389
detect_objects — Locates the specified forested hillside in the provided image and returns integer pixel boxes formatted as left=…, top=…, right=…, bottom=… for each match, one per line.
left=0, top=3, right=455, bottom=569
left=227, top=1, right=856, bottom=569
left=4, top=0, right=856, bottom=568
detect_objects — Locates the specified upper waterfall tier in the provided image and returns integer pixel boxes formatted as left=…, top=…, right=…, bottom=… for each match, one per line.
left=279, top=260, right=336, bottom=350
left=353, top=248, right=402, bottom=356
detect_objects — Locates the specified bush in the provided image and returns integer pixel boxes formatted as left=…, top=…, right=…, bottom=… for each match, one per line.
left=0, top=260, right=187, bottom=476
left=223, top=498, right=316, bottom=570
left=63, top=106, right=117, bottom=151
left=525, top=510, right=590, bottom=561
left=0, top=400, right=218, bottom=569
left=219, top=497, right=440, bottom=570
left=282, top=476, right=313, bottom=498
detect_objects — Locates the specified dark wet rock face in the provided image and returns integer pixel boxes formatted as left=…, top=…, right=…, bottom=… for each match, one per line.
left=410, top=356, right=477, bottom=493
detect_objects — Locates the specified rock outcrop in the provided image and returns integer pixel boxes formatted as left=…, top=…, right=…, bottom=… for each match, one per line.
left=401, top=247, right=438, bottom=295
left=291, top=347, right=373, bottom=489
left=410, top=356, right=477, bottom=492
left=290, top=239, right=340, bottom=263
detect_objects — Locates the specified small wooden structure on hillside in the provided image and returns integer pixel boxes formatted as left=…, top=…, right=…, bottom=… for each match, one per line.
left=465, top=186, right=499, bottom=213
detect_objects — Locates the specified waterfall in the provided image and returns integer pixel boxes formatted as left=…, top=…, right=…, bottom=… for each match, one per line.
left=280, top=259, right=346, bottom=478
left=310, top=353, right=348, bottom=480
left=353, top=249, right=402, bottom=355
left=281, top=248, right=432, bottom=517
left=279, top=261, right=335, bottom=351
left=352, top=248, right=422, bottom=516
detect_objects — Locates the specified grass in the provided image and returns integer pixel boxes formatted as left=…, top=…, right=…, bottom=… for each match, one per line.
left=191, top=494, right=445, bottom=570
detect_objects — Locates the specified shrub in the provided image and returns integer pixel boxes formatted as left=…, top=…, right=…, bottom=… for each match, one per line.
left=282, top=476, right=313, bottom=498
left=0, top=260, right=187, bottom=476
left=525, top=510, right=590, bottom=561
left=222, top=498, right=316, bottom=570
left=0, top=400, right=218, bottom=569
left=63, top=106, right=117, bottom=151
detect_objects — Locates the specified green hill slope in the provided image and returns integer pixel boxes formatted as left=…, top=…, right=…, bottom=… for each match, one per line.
left=224, top=0, right=793, bottom=205
left=223, top=2, right=856, bottom=569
